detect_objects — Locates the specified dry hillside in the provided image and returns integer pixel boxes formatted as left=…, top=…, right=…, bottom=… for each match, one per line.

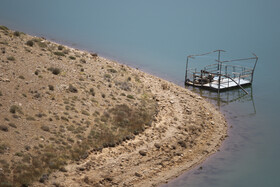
left=0, top=26, right=157, bottom=186
left=0, top=26, right=227, bottom=187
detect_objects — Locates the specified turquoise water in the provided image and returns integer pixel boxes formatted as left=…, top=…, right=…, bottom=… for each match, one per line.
left=1, top=0, right=280, bottom=186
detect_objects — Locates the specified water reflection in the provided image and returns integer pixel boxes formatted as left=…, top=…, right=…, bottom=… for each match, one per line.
left=187, top=85, right=256, bottom=116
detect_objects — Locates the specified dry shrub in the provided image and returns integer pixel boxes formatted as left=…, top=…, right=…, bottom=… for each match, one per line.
left=161, top=83, right=169, bottom=90
left=26, top=40, right=34, bottom=47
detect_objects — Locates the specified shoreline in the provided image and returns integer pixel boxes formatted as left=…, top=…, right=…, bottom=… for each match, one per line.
left=0, top=27, right=227, bottom=186
left=32, top=57, right=227, bottom=186
left=44, top=37, right=228, bottom=187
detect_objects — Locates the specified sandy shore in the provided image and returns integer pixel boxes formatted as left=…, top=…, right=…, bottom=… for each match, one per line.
left=30, top=57, right=227, bottom=186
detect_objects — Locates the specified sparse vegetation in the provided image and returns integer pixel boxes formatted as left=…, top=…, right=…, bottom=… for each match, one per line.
left=13, top=31, right=21, bottom=36
left=81, top=110, right=90, bottom=116
left=69, top=56, right=76, bottom=60
left=48, top=85, right=54, bottom=91
left=161, top=83, right=169, bottom=90
left=127, top=95, right=135, bottom=99
left=37, top=41, right=47, bottom=48
left=0, top=143, right=9, bottom=154
left=9, top=105, right=22, bottom=114
left=63, top=49, right=69, bottom=54
left=48, top=67, right=61, bottom=75
left=89, top=88, right=95, bottom=96
left=104, top=74, right=111, bottom=79
left=7, top=56, right=15, bottom=61
left=0, top=26, right=160, bottom=187
left=0, top=125, right=8, bottom=132
left=0, top=25, right=9, bottom=31
left=19, top=75, right=25, bottom=79
left=54, top=51, right=65, bottom=56
left=41, top=125, right=50, bottom=132
left=88, top=101, right=156, bottom=149
left=26, top=116, right=35, bottom=121
left=58, top=45, right=64, bottom=50
left=1, top=47, right=5, bottom=54
left=69, top=84, right=78, bottom=93
left=108, top=68, right=117, bottom=73
left=91, top=53, right=98, bottom=57
left=26, top=40, right=34, bottom=47
left=80, top=59, right=86, bottom=63
left=116, top=81, right=131, bottom=91
left=34, top=70, right=39, bottom=75
left=8, top=123, right=17, bottom=128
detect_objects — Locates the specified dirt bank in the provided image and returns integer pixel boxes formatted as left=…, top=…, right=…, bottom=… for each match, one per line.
left=0, top=26, right=227, bottom=187
left=31, top=59, right=227, bottom=187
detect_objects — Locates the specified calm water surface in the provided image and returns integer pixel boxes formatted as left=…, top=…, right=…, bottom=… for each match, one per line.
left=1, top=1, right=280, bottom=186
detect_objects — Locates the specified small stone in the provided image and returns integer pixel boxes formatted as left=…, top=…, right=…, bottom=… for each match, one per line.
left=135, top=172, right=142, bottom=177
left=171, top=145, right=177, bottom=150
left=39, top=174, right=49, bottom=183
left=139, top=149, right=147, bottom=156
left=175, top=152, right=182, bottom=156
left=59, top=167, right=67, bottom=172
left=105, top=177, right=113, bottom=182
left=178, top=141, right=187, bottom=148
left=78, top=167, right=85, bottom=171
left=154, top=143, right=161, bottom=149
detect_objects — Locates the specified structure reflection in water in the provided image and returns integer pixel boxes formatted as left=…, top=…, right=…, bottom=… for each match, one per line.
left=186, top=85, right=256, bottom=116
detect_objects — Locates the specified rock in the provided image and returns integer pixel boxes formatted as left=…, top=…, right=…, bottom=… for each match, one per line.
left=135, top=172, right=142, bottom=177
left=175, top=152, right=183, bottom=156
left=178, top=141, right=187, bottom=148
left=104, top=177, right=113, bottom=182
left=186, top=109, right=192, bottom=114
left=39, top=174, right=49, bottom=183
left=59, top=167, right=67, bottom=172
left=139, top=149, right=148, bottom=156
left=78, top=166, right=85, bottom=171
left=171, top=145, right=177, bottom=150
left=154, top=143, right=161, bottom=149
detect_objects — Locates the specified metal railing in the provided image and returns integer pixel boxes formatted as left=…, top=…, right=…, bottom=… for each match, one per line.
left=185, top=50, right=258, bottom=94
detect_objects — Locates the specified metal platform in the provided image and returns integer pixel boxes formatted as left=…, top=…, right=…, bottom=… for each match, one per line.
left=184, top=50, right=258, bottom=94
left=186, top=77, right=251, bottom=90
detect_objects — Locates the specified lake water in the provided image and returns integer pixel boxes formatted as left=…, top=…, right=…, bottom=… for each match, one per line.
left=1, top=0, right=280, bottom=186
